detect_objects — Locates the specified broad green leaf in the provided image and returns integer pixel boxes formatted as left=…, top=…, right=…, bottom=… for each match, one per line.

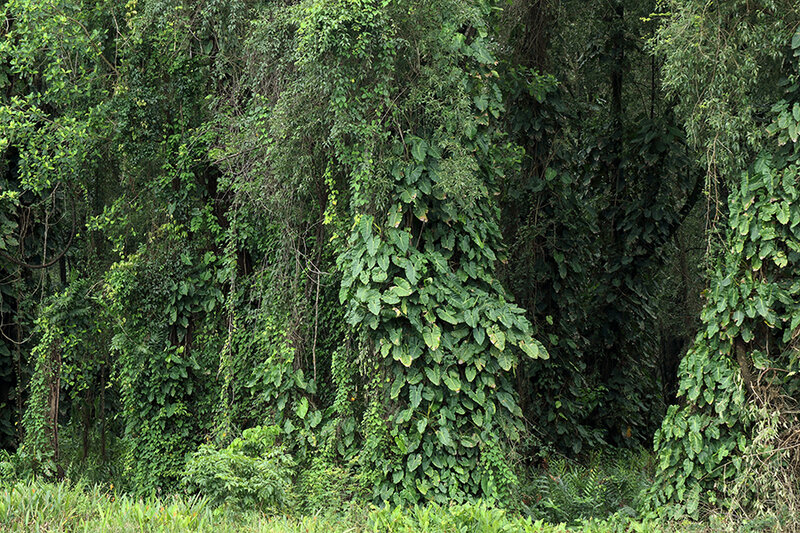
left=413, top=202, right=428, bottom=223
left=395, top=434, right=408, bottom=454
left=465, top=366, right=476, bottom=382
left=408, top=453, right=422, bottom=472
left=396, top=231, right=410, bottom=253
left=410, top=384, right=422, bottom=408
left=436, top=308, right=459, bottom=324
left=689, top=431, right=703, bottom=455
left=405, top=262, right=418, bottom=284
left=390, top=377, right=404, bottom=399
left=471, top=41, right=495, bottom=64
left=423, top=325, right=441, bottom=350
left=388, top=205, right=403, bottom=228
left=378, top=253, right=390, bottom=271
left=497, top=351, right=514, bottom=371
left=393, top=344, right=413, bottom=367
left=295, top=397, right=309, bottom=419
left=438, top=426, right=454, bottom=447
left=416, top=478, right=431, bottom=496
left=391, top=283, right=413, bottom=298
left=396, top=408, right=413, bottom=424
left=487, top=327, right=505, bottom=351
left=411, top=138, right=428, bottom=162
left=464, top=309, right=477, bottom=328
left=367, top=292, right=381, bottom=315
left=424, top=366, right=441, bottom=385
left=497, top=391, right=521, bottom=417
left=358, top=215, right=372, bottom=241
left=473, top=327, right=486, bottom=345
left=777, top=202, right=790, bottom=225
left=389, top=328, right=402, bottom=345
left=366, top=235, right=378, bottom=256
left=471, top=410, right=484, bottom=427
left=443, top=373, right=461, bottom=393
left=519, top=339, right=540, bottom=359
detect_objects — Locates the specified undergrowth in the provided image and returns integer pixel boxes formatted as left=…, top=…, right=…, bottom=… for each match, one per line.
left=0, top=479, right=673, bottom=532
left=520, top=448, right=654, bottom=524
left=0, top=448, right=793, bottom=532
left=0, top=478, right=778, bottom=533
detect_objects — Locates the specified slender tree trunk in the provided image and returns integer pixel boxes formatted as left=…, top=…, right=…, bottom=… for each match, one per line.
left=48, top=342, right=62, bottom=465
left=100, top=364, right=106, bottom=461
left=736, top=340, right=753, bottom=396
left=14, top=284, right=23, bottom=444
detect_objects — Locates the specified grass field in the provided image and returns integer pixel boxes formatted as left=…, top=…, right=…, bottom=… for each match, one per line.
left=0, top=479, right=757, bottom=533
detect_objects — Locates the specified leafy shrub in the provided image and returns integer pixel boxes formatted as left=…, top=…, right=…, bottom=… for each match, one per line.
left=295, top=456, right=364, bottom=513
left=182, top=425, right=295, bottom=511
left=370, top=501, right=541, bottom=532
left=0, top=447, right=42, bottom=483
left=651, top=53, right=800, bottom=516
left=0, top=450, right=19, bottom=482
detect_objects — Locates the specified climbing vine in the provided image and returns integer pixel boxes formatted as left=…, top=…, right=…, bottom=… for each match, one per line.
left=279, top=0, right=549, bottom=504
left=651, top=37, right=800, bottom=516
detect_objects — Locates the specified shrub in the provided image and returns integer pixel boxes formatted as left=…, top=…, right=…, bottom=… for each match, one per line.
left=369, top=501, right=540, bottom=532
left=295, top=456, right=364, bottom=513
left=182, top=425, right=295, bottom=511
left=0, top=450, right=17, bottom=482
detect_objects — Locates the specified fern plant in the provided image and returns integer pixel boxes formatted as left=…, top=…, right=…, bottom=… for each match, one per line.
left=522, top=449, right=653, bottom=524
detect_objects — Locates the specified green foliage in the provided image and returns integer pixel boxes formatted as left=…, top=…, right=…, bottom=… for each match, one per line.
left=18, top=309, right=62, bottom=476
left=0, top=479, right=258, bottom=532
left=368, top=500, right=668, bottom=533
left=0, top=479, right=688, bottom=532
left=652, top=0, right=800, bottom=182
left=372, top=501, right=542, bottom=532
left=521, top=449, right=653, bottom=525
left=105, top=227, right=223, bottom=493
left=497, top=2, right=701, bottom=455
left=4, top=0, right=800, bottom=523
left=651, top=41, right=800, bottom=516
left=183, top=425, right=295, bottom=512
left=280, top=0, right=549, bottom=504
left=0, top=449, right=22, bottom=482
left=232, top=301, right=324, bottom=464
left=295, top=456, right=364, bottom=513
left=0, top=0, right=113, bottom=194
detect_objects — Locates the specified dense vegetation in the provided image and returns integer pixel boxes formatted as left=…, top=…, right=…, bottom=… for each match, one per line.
left=1, top=0, right=800, bottom=530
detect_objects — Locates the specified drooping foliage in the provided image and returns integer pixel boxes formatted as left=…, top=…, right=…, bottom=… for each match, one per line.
left=652, top=0, right=798, bottom=184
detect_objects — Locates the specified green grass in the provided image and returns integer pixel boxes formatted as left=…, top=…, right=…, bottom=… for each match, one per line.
left=0, top=479, right=362, bottom=532
left=0, top=479, right=783, bottom=532
left=0, top=479, right=699, bottom=533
